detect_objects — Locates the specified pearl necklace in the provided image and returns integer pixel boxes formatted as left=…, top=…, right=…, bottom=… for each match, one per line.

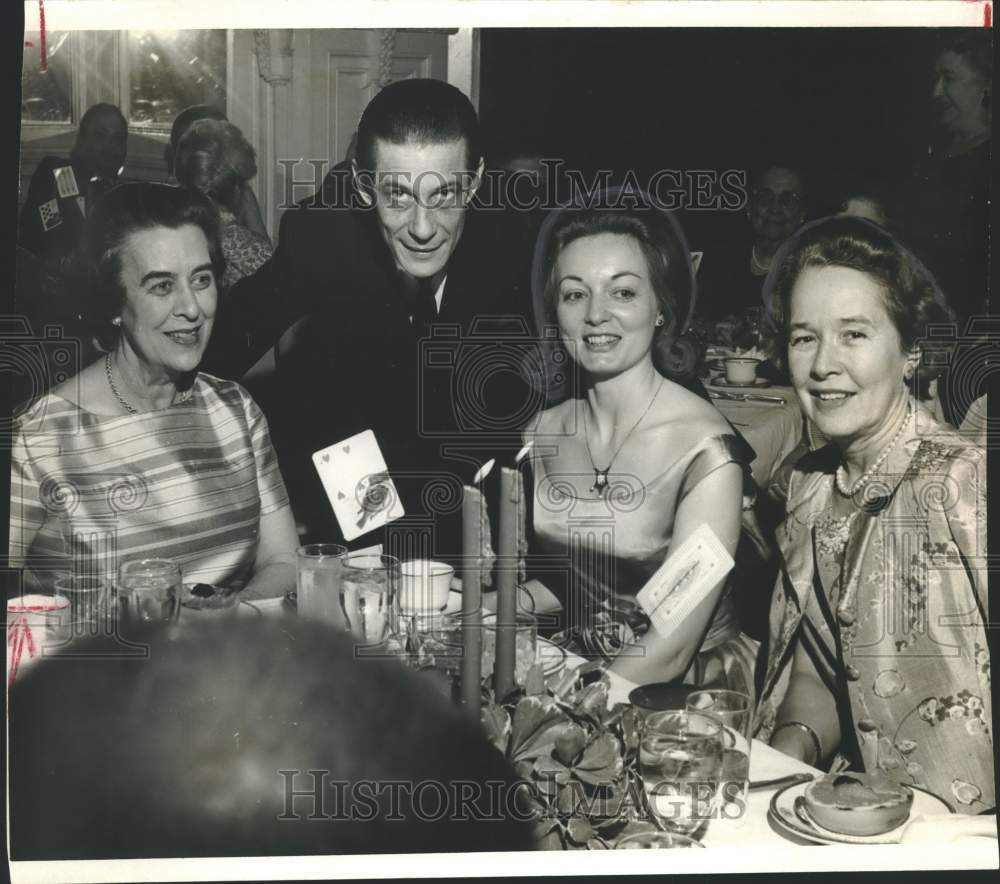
left=583, top=377, right=664, bottom=496
left=105, top=352, right=192, bottom=415
left=834, top=401, right=911, bottom=498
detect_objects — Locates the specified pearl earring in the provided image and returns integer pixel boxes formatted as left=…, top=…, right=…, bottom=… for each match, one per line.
left=655, top=316, right=665, bottom=327
left=112, top=317, right=122, bottom=327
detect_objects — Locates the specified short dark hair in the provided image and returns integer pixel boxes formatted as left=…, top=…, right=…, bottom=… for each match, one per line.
left=9, top=618, right=533, bottom=859
left=355, top=79, right=481, bottom=174
left=86, top=182, right=224, bottom=323
left=174, top=118, right=258, bottom=215
left=540, top=203, right=695, bottom=350
left=75, top=103, right=126, bottom=144
left=936, top=30, right=993, bottom=81
left=763, top=215, right=955, bottom=387
left=165, top=103, right=228, bottom=176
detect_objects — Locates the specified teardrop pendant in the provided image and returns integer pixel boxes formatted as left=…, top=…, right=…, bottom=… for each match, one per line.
left=591, top=468, right=610, bottom=495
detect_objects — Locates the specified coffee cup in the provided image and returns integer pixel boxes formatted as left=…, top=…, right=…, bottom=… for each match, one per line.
left=398, top=560, right=454, bottom=613
left=724, top=357, right=759, bottom=384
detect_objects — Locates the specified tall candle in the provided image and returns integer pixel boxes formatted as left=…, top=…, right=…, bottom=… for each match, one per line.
left=460, top=484, right=484, bottom=718
left=494, top=467, right=518, bottom=700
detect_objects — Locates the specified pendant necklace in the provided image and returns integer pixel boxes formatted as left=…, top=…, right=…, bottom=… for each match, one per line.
left=583, top=377, right=664, bottom=496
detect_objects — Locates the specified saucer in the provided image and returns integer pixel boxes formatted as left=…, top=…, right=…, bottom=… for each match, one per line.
left=712, top=376, right=772, bottom=389
left=768, top=780, right=952, bottom=845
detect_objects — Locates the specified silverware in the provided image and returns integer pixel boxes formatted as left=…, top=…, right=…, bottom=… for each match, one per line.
left=708, top=389, right=786, bottom=405
left=748, top=772, right=815, bottom=792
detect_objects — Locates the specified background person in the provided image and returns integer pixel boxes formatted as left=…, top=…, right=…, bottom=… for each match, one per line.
left=174, top=117, right=273, bottom=291
left=9, top=183, right=297, bottom=599
left=697, top=163, right=807, bottom=321
left=756, top=216, right=991, bottom=811
left=165, top=103, right=271, bottom=244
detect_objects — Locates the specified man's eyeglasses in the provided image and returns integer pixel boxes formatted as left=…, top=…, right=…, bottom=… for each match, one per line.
left=753, top=189, right=802, bottom=211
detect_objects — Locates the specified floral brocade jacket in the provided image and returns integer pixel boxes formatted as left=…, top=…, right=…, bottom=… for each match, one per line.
left=756, top=412, right=993, bottom=813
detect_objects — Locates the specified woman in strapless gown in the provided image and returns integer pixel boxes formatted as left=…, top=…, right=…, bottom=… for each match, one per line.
left=524, top=200, right=758, bottom=696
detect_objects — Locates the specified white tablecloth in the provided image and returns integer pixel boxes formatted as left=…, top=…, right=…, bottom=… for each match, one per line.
left=706, top=381, right=802, bottom=488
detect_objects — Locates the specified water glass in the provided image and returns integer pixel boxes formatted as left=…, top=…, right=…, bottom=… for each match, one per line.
left=639, top=710, right=724, bottom=839
left=339, top=553, right=398, bottom=646
left=296, top=543, right=348, bottom=628
left=53, top=574, right=114, bottom=635
left=116, top=559, right=182, bottom=625
left=686, top=689, right=753, bottom=825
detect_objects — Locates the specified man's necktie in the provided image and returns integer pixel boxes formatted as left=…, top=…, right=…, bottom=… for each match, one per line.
left=412, top=276, right=438, bottom=336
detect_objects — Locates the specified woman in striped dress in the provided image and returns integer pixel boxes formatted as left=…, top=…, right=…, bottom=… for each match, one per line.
left=9, top=183, right=297, bottom=598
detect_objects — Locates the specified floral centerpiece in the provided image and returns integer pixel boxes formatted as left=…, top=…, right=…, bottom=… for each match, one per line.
left=479, top=659, right=661, bottom=849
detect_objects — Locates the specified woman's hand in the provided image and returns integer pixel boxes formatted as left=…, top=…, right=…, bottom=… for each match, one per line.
left=609, top=460, right=743, bottom=685
left=243, top=504, right=298, bottom=599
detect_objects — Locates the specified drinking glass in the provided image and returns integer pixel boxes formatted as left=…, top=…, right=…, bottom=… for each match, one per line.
left=339, top=553, right=398, bottom=646
left=116, top=559, right=182, bottom=625
left=686, top=689, right=753, bottom=825
left=296, top=543, right=348, bottom=628
left=628, top=682, right=698, bottom=724
left=639, top=710, right=724, bottom=839
left=53, top=574, right=114, bottom=635
left=615, top=831, right=705, bottom=849
left=482, top=611, right=537, bottom=685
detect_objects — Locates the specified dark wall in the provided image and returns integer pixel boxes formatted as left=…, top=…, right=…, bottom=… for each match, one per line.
left=479, top=27, right=953, bottom=241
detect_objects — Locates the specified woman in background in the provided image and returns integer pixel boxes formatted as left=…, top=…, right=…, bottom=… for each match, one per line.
left=173, top=118, right=273, bottom=291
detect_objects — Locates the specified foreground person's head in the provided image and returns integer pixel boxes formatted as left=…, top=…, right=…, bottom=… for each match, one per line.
left=9, top=618, right=533, bottom=858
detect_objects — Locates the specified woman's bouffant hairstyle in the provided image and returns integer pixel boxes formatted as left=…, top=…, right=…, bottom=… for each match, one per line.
left=173, top=119, right=258, bottom=216
left=763, top=215, right=955, bottom=392
left=541, top=203, right=695, bottom=349
left=164, top=104, right=227, bottom=177
left=86, top=182, right=224, bottom=325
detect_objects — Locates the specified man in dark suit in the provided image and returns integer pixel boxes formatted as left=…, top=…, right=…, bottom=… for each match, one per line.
left=204, top=79, right=540, bottom=555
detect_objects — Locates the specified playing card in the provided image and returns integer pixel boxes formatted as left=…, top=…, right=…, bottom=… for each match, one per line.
left=312, top=430, right=405, bottom=541
left=38, top=198, right=62, bottom=231
left=53, top=165, right=80, bottom=198
left=635, top=523, right=734, bottom=640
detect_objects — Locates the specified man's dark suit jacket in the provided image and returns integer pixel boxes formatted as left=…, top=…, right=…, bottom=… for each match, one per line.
left=203, top=169, right=539, bottom=554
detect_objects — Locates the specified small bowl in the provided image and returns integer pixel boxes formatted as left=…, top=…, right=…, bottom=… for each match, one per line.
left=723, top=357, right=761, bottom=385
left=180, top=584, right=239, bottom=620
left=803, top=773, right=914, bottom=836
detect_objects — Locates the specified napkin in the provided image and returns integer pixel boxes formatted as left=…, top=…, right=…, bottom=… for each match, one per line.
left=897, top=814, right=997, bottom=844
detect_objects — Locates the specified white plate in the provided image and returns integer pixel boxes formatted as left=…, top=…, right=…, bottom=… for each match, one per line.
left=769, top=779, right=953, bottom=845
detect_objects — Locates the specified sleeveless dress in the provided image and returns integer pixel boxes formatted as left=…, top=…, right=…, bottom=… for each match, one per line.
left=529, top=404, right=758, bottom=698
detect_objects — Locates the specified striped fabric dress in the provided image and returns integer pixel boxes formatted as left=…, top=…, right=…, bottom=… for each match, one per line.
left=8, top=373, right=290, bottom=594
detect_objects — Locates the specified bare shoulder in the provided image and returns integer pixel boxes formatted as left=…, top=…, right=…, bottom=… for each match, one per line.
left=645, top=380, right=731, bottom=443
left=523, top=399, right=578, bottom=440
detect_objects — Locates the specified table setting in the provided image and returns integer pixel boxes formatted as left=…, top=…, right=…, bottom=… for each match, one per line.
left=7, top=446, right=996, bottom=857
left=684, top=311, right=803, bottom=487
